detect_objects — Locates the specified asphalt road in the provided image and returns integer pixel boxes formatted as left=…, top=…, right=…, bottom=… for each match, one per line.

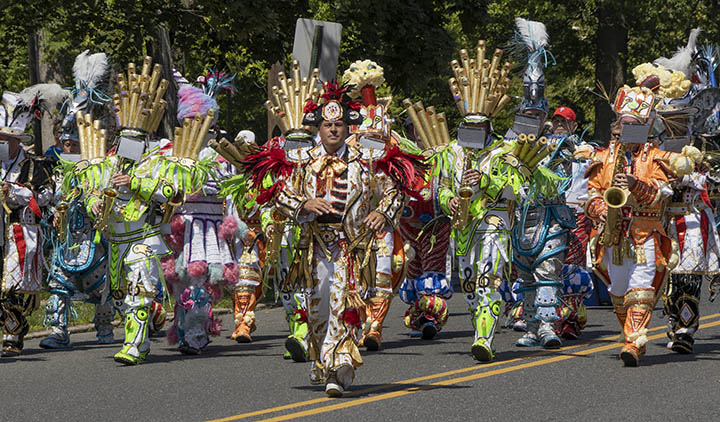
left=2, top=292, right=720, bottom=421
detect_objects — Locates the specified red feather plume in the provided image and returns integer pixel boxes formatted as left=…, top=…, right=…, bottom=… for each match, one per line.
left=256, top=180, right=285, bottom=205
left=373, top=145, right=429, bottom=200
left=241, top=145, right=296, bottom=190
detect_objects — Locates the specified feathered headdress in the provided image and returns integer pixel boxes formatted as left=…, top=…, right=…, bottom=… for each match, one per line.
left=510, top=17, right=552, bottom=113
left=61, top=50, right=112, bottom=141
left=197, top=66, right=236, bottom=99
left=693, top=43, right=718, bottom=89
left=175, top=69, right=219, bottom=125
left=302, top=82, right=362, bottom=126
left=655, top=28, right=702, bottom=78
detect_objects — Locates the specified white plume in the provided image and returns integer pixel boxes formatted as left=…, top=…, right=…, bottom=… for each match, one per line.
left=72, top=49, right=110, bottom=89
left=654, top=27, right=702, bottom=77
left=514, top=17, right=549, bottom=52
left=18, top=83, right=70, bottom=113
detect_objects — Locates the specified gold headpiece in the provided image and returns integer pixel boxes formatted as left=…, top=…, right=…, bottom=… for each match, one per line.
left=448, top=40, right=513, bottom=118
left=402, top=100, right=451, bottom=150
left=265, top=60, right=321, bottom=134
left=112, top=56, right=168, bottom=133
left=76, top=111, right=107, bottom=161
left=171, top=109, right=215, bottom=161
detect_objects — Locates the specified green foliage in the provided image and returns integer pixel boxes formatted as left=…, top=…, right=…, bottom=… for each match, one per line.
left=2, top=0, right=719, bottom=143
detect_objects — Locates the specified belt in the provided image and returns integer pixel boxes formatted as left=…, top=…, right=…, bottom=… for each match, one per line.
left=315, top=223, right=346, bottom=245
left=632, top=211, right=661, bottom=219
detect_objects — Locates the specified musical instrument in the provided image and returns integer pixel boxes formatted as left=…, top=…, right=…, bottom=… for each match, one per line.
left=599, top=143, right=630, bottom=250
left=55, top=201, right=70, bottom=243
left=452, top=154, right=474, bottom=231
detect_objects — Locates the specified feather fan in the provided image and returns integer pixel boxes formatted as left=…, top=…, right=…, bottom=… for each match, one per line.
left=72, top=50, right=110, bottom=90
left=655, top=27, right=702, bottom=77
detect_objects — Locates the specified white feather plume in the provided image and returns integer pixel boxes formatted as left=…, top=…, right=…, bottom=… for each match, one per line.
left=72, top=49, right=110, bottom=89
left=514, top=17, right=549, bottom=52
left=18, top=83, right=70, bottom=112
left=654, top=27, right=702, bottom=77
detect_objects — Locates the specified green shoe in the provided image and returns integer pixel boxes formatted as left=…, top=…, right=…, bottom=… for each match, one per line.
left=471, top=341, right=495, bottom=362
left=114, top=350, right=142, bottom=365
left=285, top=336, right=308, bottom=362
left=283, top=350, right=292, bottom=360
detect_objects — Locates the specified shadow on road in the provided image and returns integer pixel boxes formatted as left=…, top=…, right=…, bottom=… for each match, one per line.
left=291, top=380, right=470, bottom=398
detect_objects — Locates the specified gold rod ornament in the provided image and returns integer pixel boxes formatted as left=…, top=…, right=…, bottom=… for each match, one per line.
left=448, top=78, right=466, bottom=115
left=413, top=101, right=435, bottom=150
left=426, top=106, right=441, bottom=148
left=402, top=99, right=430, bottom=149
left=194, top=109, right=216, bottom=159
left=437, top=112, right=451, bottom=145
left=77, top=111, right=87, bottom=160
left=180, top=118, right=192, bottom=158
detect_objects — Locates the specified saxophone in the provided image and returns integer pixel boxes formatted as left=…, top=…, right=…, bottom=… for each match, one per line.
left=599, top=142, right=629, bottom=249
left=55, top=201, right=70, bottom=243
left=94, top=157, right=124, bottom=233
left=452, top=151, right=474, bottom=230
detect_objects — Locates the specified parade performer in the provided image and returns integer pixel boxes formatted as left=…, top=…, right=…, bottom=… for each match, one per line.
left=505, top=18, right=576, bottom=350
left=551, top=106, right=595, bottom=340
left=41, top=50, right=116, bottom=348
left=586, top=73, right=699, bottom=365
left=437, top=38, right=524, bottom=361
left=161, top=69, right=232, bottom=354
left=251, top=61, right=321, bottom=359
left=643, top=29, right=720, bottom=354
left=238, top=82, right=422, bottom=396
left=81, top=57, right=204, bottom=365
left=396, top=106, right=453, bottom=340
left=0, top=90, right=56, bottom=357
left=224, top=129, right=265, bottom=344
left=343, top=60, right=411, bottom=349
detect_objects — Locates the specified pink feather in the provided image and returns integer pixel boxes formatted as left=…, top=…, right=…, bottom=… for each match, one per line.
left=219, top=216, right=238, bottom=241
left=188, top=261, right=208, bottom=279
left=223, top=263, right=240, bottom=286
left=161, top=256, right=179, bottom=286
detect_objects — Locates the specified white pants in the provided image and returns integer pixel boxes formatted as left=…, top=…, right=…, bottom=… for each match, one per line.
left=306, top=244, right=361, bottom=385
left=604, top=240, right=656, bottom=296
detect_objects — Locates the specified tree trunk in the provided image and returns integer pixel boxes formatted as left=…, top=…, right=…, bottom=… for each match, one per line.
left=594, top=3, right=627, bottom=145
left=28, top=30, right=63, bottom=156
left=28, top=32, right=43, bottom=155
left=151, top=24, right=177, bottom=138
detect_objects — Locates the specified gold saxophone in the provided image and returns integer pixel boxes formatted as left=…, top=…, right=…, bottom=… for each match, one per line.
left=161, top=191, right=184, bottom=225
left=94, top=157, right=125, bottom=233
left=452, top=152, right=474, bottom=230
left=55, top=201, right=70, bottom=243
left=599, top=142, right=629, bottom=250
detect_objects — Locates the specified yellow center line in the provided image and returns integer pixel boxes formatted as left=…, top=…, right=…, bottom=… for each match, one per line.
left=258, top=318, right=720, bottom=422
left=208, top=312, right=720, bottom=422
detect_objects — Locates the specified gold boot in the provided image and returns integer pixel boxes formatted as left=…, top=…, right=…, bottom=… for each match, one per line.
left=610, top=293, right=627, bottom=339
left=619, top=288, right=654, bottom=367
left=231, top=287, right=258, bottom=343
left=360, top=292, right=393, bottom=351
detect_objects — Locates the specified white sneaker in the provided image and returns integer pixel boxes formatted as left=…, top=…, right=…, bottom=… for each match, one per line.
left=325, top=374, right=344, bottom=397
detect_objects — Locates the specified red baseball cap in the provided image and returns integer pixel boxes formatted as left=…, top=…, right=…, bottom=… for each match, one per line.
left=552, top=106, right=576, bottom=122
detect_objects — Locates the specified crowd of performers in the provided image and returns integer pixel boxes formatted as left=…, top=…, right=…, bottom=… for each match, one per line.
left=2, top=18, right=720, bottom=396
